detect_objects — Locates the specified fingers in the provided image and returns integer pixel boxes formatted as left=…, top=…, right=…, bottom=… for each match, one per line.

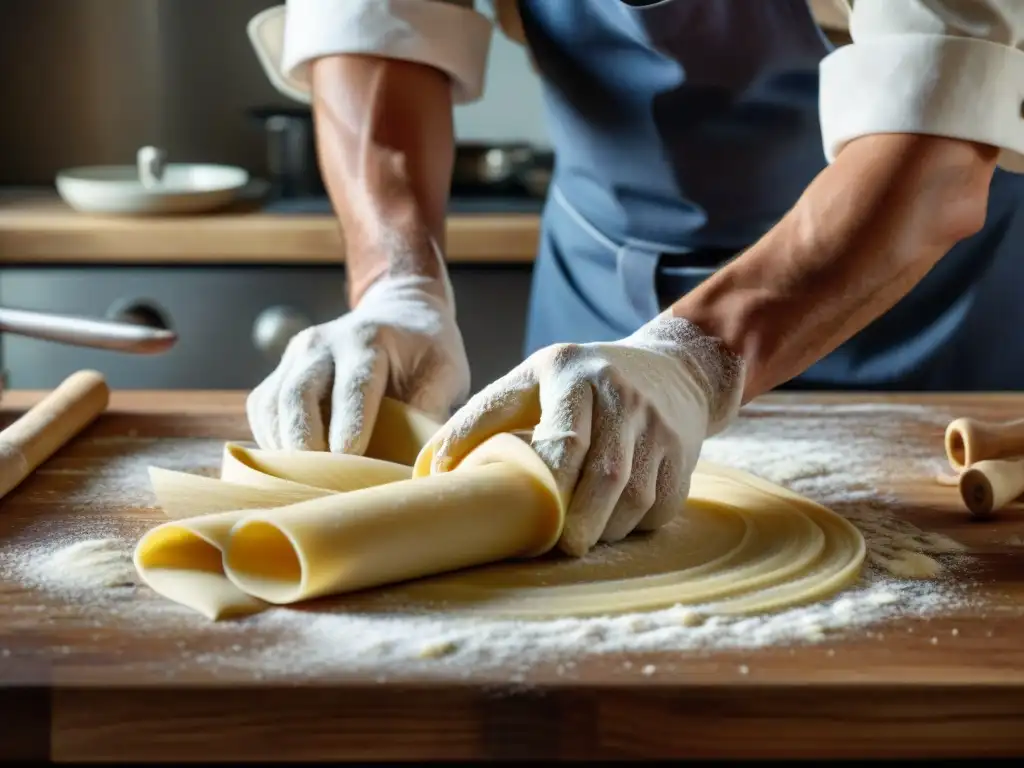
left=556, top=382, right=636, bottom=557
left=246, top=369, right=282, bottom=450
left=601, top=430, right=661, bottom=543
left=636, top=457, right=687, bottom=531
left=554, top=401, right=689, bottom=552
left=430, top=363, right=539, bottom=472
left=246, top=330, right=331, bottom=451
left=328, top=344, right=389, bottom=455
left=276, top=348, right=333, bottom=451
left=246, top=326, right=383, bottom=454
left=530, top=376, right=594, bottom=504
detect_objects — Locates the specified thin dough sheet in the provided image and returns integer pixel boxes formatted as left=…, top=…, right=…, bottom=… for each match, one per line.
left=133, top=398, right=866, bottom=621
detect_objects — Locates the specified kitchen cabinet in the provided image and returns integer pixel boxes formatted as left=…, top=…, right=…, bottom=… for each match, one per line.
left=0, top=193, right=540, bottom=393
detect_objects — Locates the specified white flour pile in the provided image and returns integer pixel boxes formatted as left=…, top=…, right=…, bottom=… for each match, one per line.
left=0, top=402, right=979, bottom=678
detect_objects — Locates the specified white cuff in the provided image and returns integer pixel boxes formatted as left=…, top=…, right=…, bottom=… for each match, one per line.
left=248, top=1, right=493, bottom=106
left=820, top=34, right=1024, bottom=173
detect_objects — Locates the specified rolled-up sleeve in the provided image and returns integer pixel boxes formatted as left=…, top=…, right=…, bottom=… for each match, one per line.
left=250, top=0, right=493, bottom=105
left=819, top=0, right=1024, bottom=172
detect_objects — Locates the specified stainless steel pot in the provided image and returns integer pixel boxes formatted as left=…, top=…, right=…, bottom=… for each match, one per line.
left=248, top=106, right=324, bottom=199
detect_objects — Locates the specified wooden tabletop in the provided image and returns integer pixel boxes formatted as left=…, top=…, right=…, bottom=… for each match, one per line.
left=3, top=389, right=1024, bottom=760
left=0, top=192, right=541, bottom=265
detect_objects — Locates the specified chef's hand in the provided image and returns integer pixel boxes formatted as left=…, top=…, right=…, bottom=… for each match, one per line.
left=246, top=242, right=470, bottom=454
left=427, top=314, right=745, bottom=556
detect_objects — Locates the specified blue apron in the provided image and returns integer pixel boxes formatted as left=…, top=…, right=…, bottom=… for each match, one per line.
left=519, top=0, right=1024, bottom=390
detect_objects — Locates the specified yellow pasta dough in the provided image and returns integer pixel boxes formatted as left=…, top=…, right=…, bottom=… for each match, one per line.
left=133, top=398, right=866, bottom=621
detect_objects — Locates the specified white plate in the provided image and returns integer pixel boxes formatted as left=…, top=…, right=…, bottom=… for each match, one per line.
left=56, top=162, right=250, bottom=215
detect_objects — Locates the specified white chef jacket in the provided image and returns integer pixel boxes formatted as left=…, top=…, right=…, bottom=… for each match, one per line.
left=246, top=0, right=1024, bottom=172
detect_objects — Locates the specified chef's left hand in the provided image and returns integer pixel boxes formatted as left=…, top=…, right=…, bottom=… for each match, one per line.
left=426, top=314, right=745, bottom=556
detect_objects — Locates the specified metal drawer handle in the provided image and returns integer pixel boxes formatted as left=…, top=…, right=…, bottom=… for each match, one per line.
left=0, top=306, right=177, bottom=355
left=253, top=305, right=313, bottom=360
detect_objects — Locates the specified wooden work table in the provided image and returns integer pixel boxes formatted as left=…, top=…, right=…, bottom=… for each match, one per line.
left=3, top=390, right=1024, bottom=759
left=0, top=191, right=541, bottom=264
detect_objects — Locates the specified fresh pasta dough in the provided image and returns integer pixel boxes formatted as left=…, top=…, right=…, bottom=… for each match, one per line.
left=133, top=398, right=866, bottom=621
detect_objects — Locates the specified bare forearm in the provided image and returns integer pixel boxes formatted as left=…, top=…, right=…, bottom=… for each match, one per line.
left=309, top=55, right=455, bottom=304
left=671, top=134, right=999, bottom=400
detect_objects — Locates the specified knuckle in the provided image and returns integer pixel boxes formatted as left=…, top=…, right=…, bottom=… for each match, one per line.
left=593, top=366, right=637, bottom=405
left=543, top=342, right=585, bottom=370
left=595, top=453, right=628, bottom=485
left=359, top=320, right=389, bottom=348
left=296, top=325, right=321, bottom=345
left=531, top=432, right=588, bottom=473
left=600, top=359, right=623, bottom=381
left=560, top=430, right=590, bottom=455
left=285, top=325, right=323, bottom=356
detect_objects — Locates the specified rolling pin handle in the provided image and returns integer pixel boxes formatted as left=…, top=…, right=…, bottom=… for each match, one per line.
left=958, top=457, right=1024, bottom=518
left=945, top=417, right=1024, bottom=471
left=0, top=369, right=110, bottom=502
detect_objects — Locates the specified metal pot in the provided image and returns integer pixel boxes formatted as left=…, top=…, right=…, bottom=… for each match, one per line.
left=247, top=106, right=324, bottom=199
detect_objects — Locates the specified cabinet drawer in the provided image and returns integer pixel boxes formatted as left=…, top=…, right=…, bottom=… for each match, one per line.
left=0, top=265, right=534, bottom=392
left=0, top=266, right=346, bottom=389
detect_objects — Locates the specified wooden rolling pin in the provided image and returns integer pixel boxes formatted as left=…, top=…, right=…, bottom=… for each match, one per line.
left=0, top=370, right=110, bottom=501
left=945, top=416, right=1024, bottom=472
left=959, top=457, right=1024, bottom=517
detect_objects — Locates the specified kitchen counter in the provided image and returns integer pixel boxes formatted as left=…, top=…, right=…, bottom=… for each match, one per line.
left=3, top=389, right=1024, bottom=759
left=0, top=191, right=542, bottom=264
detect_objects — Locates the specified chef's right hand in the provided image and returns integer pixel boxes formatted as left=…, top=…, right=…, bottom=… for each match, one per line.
left=246, top=249, right=471, bottom=455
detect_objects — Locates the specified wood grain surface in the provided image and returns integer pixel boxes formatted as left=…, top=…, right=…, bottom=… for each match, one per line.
left=0, top=193, right=541, bottom=265
left=3, top=390, right=1024, bottom=760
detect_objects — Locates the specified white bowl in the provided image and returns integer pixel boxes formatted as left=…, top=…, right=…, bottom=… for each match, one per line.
left=56, top=163, right=250, bottom=215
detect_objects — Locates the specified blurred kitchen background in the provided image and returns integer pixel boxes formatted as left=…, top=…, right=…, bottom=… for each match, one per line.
left=0, top=0, right=550, bottom=391
left=2, top=1, right=1021, bottom=394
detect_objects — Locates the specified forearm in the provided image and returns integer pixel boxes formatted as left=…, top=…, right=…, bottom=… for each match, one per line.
left=309, top=54, right=455, bottom=305
left=671, top=134, right=999, bottom=400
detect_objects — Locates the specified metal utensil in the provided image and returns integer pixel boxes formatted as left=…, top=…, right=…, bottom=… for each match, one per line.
left=0, top=307, right=177, bottom=355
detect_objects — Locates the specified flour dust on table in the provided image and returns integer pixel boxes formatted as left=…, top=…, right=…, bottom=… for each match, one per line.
left=0, top=401, right=976, bottom=678
left=42, top=537, right=138, bottom=589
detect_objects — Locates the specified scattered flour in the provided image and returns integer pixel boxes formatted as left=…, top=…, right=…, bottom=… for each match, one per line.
left=39, top=538, right=138, bottom=590
left=0, top=402, right=980, bottom=679
left=24, top=436, right=225, bottom=509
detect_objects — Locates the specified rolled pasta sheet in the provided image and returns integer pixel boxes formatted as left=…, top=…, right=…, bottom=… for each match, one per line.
left=133, top=508, right=267, bottom=619
left=134, top=400, right=427, bottom=619
left=222, top=433, right=566, bottom=605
